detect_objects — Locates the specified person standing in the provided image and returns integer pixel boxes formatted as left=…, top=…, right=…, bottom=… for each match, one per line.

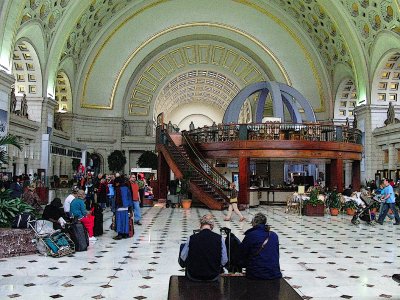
left=70, top=189, right=96, bottom=241
left=137, top=174, right=145, bottom=208
left=240, top=213, right=282, bottom=280
left=97, top=176, right=108, bottom=209
left=224, top=182, right=245, bottom=222
left=180, top=214, right=228, bottom=281
left=10, top=175, right=23, bottom=199
left=113, top=177, right=132, bottom=240
left=129, top=174, right=142, bottom=225
left=376, top=178, right=400, bottom=225
left=64, top=186, right=79, bottom=217
left=106, top=174, right=115, bottom=209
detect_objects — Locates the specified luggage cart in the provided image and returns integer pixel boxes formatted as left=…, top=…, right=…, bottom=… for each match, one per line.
left=29, top=220, right=75, bottom=257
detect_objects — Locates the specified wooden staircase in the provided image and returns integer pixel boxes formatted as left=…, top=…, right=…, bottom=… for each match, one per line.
left=157, top=130, right=228, bottom=210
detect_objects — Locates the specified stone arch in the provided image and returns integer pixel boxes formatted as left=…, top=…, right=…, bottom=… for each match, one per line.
left=12, top=40, right=43, bottom=98
left=55, top=70, right=73, bottom=113
left=371, top=51, right=400, bottom=105
left=333, top=78, right=357, bottom=121
left=223, top=81, right=316, bottom=124
left=178, top=114, right=214, bottom=131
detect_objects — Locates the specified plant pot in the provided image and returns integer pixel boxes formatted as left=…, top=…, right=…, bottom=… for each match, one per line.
left=303, top=203, right=324, bottom=216
left=330, top=208, right=339, bottom=216
left=346, top=208, right=356, bottom=215
left=181, top=199, right=192, bottom=209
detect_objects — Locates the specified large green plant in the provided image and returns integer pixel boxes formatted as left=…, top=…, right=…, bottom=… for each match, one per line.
left=344, top=200, right=357, bottom=210
left=0, top=190, right=35, bottom=227
left=305, top=188, right=324, bottom=207
left=107, top=150, right=127, bottom=172
left=179, top=168, right=193, bottom=199
left=326, top=191, right=341, bottom=209
left=0, top=134, right=22, bottom=164
left=137, top=151, right=157, bottom=170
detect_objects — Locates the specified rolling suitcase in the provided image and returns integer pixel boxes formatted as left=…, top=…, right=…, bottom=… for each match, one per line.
left=93, top=204, right=103, bottom=236
left=68, top=221, right=89, bottom=251
left=129, top=216, right=134, bottom=238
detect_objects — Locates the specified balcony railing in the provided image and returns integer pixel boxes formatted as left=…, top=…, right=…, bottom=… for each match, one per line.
left=185, top=122, right=362, bottom=144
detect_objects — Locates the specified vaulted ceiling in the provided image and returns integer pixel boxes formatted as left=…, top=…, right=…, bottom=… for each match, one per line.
left=1, top=0, right=399, bottom=125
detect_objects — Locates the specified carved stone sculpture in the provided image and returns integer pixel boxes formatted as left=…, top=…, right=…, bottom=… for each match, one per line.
left=54, top=112, right=63, bottom=131
left=353, top=112, right=357, bottom=129
left=10, top=87, right=17, bottom=113
left=20, top=93, right=28, bottom=117
left=146, top=121, right=152, bottom=136
left=384, top=102, right=399, bottom=125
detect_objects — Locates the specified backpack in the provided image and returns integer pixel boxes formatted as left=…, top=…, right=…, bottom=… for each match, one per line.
left=12, top=213, right=35, bottom=229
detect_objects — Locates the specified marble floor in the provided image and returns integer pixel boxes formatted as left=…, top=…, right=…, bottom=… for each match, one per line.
left=1, top=205, right=400, bottom=300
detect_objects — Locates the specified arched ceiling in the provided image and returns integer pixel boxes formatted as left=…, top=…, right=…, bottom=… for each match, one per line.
left=3, top=0, right=399, bottom=122
left=19, top=0, right=399, bottom=72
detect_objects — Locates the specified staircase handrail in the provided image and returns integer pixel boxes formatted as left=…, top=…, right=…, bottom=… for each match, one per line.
left=182, top=130, right=231, bottom=190
left=162, top=129, right=230, bottom=201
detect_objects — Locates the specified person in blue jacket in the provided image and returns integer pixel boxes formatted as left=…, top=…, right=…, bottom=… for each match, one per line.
left=240, top=212, right=282, bottom=280
left=113, top=176, right=133, bottom=240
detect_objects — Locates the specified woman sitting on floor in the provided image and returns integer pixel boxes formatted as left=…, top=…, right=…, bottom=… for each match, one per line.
left=42, top=198, right=67, bottom=230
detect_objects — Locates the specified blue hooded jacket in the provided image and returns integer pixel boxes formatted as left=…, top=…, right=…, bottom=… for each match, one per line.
left=240, top=224, right=282, bottom=280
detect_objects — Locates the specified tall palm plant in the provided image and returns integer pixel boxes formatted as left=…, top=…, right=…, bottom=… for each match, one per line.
left=0, top=135, right=21, bottom=164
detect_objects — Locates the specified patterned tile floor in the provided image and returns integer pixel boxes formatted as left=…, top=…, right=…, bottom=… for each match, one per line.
left=1, top=205, right=400, bottom=299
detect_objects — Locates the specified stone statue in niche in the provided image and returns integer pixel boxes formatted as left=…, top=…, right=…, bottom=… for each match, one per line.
left=146, top=121, right=152, bottom=136
left=167, top=121, right=173, bottom=132
left=20, top=93, right=28, bottom=117
left=353, top=112, right=357, bottom=129
left=345, top=117, right=350, bottom=128
left=54, top=112, right=63, bottom=131
left=10, top=87, right=17, bottom=113
left=189, top=121, right=195, bottom=131
left=384, top=102, right=399, bottom=125
left=123, top=121, right=131, bottom=136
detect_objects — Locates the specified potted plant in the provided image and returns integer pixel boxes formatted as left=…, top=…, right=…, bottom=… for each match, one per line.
left=326, top=191, right=341, bottom=216
left=344, top=200, right=357, bottom=215
left=0, top=190, right=35, bottom=227
left=180, top=168, right=192, bottom=209
left=303, top=188, right=325, bottom=216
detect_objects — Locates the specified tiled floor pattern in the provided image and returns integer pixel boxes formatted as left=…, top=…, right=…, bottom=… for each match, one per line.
left=1, top=205, right=400, bottom=299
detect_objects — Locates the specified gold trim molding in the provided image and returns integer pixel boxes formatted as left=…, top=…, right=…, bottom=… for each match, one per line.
left=82, top=1, right=327, bottom=113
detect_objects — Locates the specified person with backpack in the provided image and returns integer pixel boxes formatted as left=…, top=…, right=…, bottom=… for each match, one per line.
left=240, top=212, right=282, bottom=280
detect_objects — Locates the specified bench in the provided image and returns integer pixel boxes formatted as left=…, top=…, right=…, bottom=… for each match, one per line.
left=168, top=275, right=302, bottom=300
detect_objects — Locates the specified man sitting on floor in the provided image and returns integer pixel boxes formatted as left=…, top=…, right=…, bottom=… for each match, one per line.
left=180, top=214, right=228, bottom=281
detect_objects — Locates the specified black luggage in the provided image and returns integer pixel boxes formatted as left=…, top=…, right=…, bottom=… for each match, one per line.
left=67, top=221, right=89, bottom=251
left=220, top=227, right=242, bottom=273
left=93, top=204, right=103, bottom=236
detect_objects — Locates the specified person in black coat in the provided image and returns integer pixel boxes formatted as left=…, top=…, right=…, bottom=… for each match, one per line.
left=92, top=203, right=103, bottom=236
left=42, top=198, right=66, bottom=230
left=180, top=214, right=228, bottom=281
